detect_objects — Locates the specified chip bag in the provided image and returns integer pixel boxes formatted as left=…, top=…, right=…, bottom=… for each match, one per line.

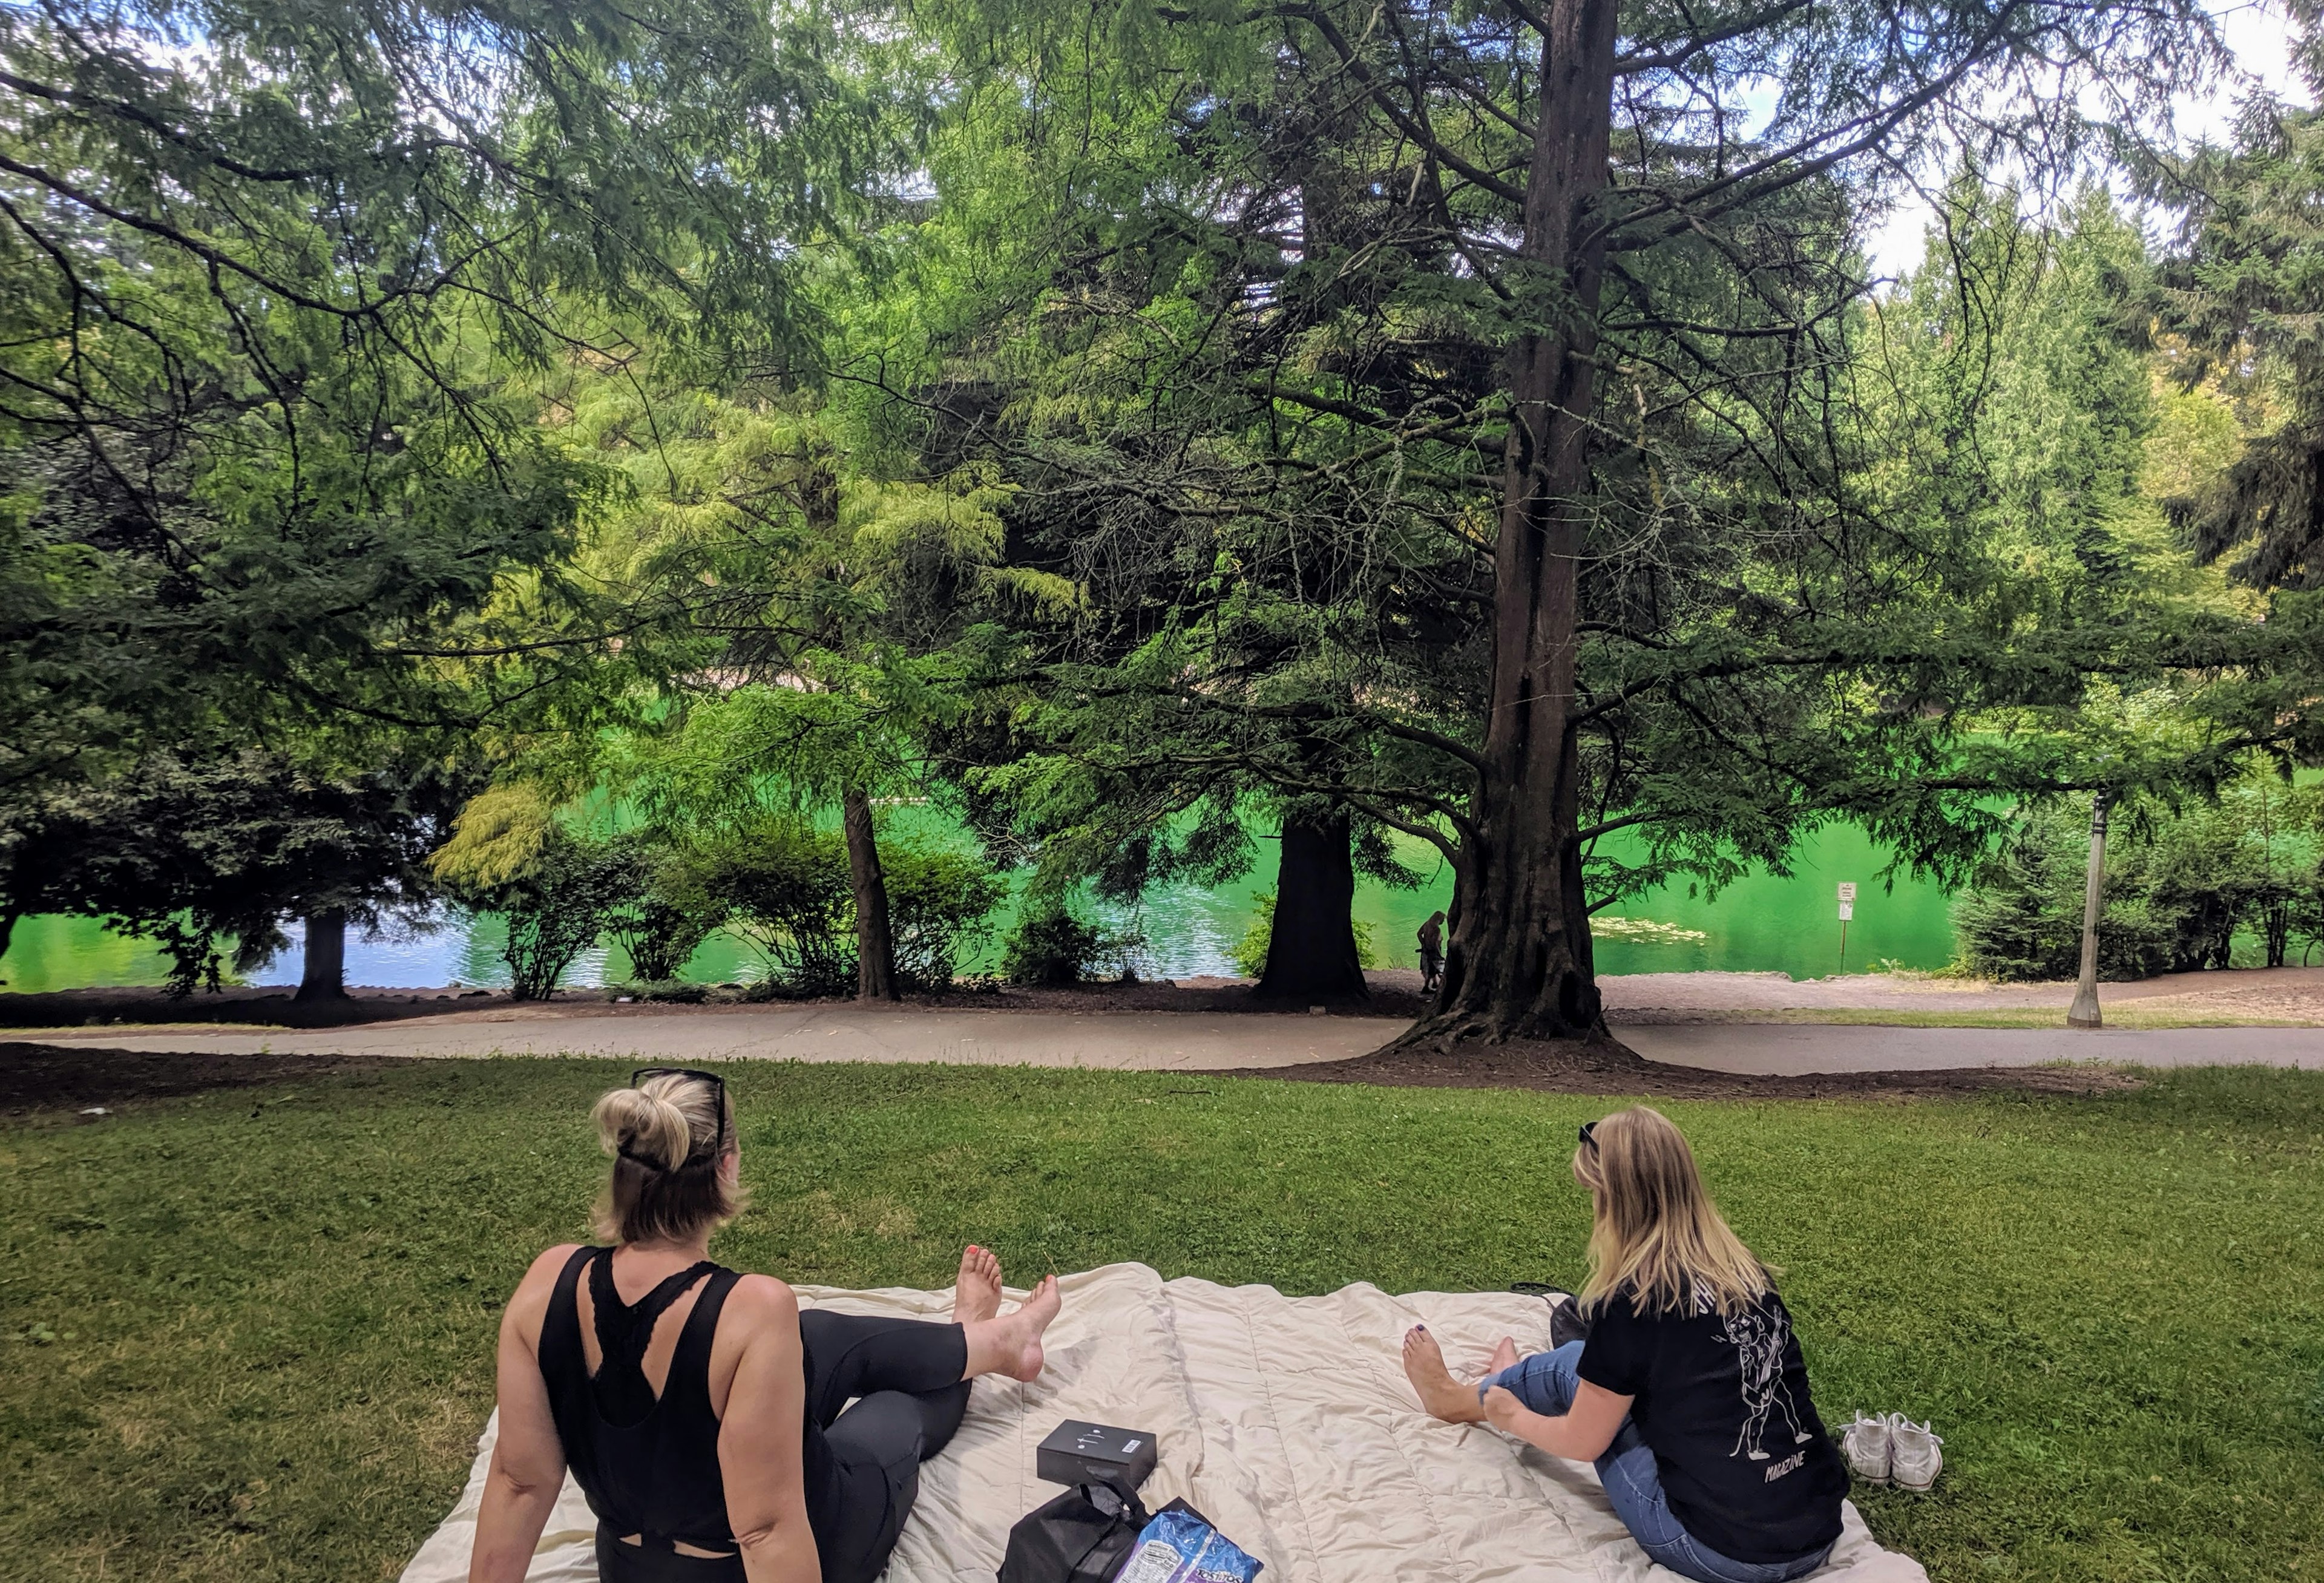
left=1112, top=1505, right=1263, bottom=1583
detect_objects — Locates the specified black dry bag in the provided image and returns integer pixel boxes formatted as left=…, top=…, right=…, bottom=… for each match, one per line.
left=998, top=1482, right=1151, bottom=1583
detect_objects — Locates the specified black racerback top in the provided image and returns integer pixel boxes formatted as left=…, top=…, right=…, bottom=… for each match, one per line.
left=538, top=1245, right=744, bottom=1557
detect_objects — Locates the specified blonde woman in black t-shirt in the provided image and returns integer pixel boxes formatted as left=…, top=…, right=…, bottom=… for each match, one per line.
left=1400, top=1106, right=1846, bottom=1583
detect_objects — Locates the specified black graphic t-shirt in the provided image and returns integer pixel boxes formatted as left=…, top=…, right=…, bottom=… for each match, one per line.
left=1575, top=1284, right=1845, bottom=1565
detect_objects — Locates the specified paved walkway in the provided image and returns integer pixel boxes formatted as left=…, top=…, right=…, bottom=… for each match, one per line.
left=14, top=1005, right=2324, bottom=1073
left=1594, top=963, right=2324, bottom=1016
left=1615, top=1023, right=2324, bottom=1073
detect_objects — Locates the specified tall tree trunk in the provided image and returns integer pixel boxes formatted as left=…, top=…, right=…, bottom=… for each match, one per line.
left=295, top=908, right=349, bottom=1001
left=0, top=906, right=17, bottom=982
left=1426, top=0, right=1621, bottom=1044
left=842, top=788, right=899, bottom=1001
left=1253, top=812, right=1370, bottom=1003
left=2067, top=792, right=2109, bottom=1028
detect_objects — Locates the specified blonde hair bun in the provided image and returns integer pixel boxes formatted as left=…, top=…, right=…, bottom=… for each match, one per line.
left=593, top=1083, right=693, bottom=1172
left=588, top=1070, right=743, bottom=1245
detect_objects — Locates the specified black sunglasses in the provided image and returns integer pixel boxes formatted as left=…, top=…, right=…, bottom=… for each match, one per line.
left=1578, top=1121, right=1599, bottom=1150
left=632, top=1066, right=729, bottom=1158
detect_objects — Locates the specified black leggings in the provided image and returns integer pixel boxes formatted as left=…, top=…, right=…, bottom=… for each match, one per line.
left=801, top=1309, right=972, bottom=1583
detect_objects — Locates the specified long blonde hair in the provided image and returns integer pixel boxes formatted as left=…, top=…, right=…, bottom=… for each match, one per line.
left=589, top=1071, right=743, bottom=1245
left=1574, top=1106, right=1770, bottom=1319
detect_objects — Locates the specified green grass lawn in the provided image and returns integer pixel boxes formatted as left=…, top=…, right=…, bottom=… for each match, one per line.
left=2, top=1058, right=2320, bottom=1583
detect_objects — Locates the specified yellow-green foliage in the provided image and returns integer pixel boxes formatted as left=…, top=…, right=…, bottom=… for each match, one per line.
left=426, top=782, right=558, bottom=887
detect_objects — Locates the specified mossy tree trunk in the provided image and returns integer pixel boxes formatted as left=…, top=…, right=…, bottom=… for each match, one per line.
left=842, top=788, right=899, bottom=1001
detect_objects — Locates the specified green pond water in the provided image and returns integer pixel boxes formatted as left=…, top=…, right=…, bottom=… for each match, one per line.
left=0, top=819, right=1956, bottom=994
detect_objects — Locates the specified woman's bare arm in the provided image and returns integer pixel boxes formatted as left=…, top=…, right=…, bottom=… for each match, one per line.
left=470, top=1246, right=578, bottom=1583
left=717, top=1276, right=822, bottom=1583
left=1482, top=1378, right=1635, bottom=1462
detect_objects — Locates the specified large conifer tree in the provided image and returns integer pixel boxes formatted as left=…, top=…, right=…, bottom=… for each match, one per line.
left=887, top=0, right=2225, bottom=1047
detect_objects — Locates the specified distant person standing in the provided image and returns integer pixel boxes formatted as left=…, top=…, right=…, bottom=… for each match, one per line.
left=1417, top=911, right=1446, bottom=993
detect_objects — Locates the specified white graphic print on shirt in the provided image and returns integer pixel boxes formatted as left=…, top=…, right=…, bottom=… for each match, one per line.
left=1711, top=1297, right=1814, bottom=1463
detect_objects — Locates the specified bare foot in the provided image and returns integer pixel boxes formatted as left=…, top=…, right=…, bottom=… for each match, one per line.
left=953, top=1245, right=1003, bottom=1325
left=1487, top=1336, right=1519, bottom=1375
left=964, top=1273, right=1062, bottom=1383
left=1402, top=1325, right=1486, bottom=1423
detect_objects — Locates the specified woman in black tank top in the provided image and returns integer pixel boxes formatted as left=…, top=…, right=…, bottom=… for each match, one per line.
left=466, top=1069, right=1063, bottom=1583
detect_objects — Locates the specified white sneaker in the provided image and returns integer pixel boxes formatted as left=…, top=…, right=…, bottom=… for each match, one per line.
left=1888, top=1415, right=1942, bottom=1492
left=1839, top=1412, right=1891, bottom=1484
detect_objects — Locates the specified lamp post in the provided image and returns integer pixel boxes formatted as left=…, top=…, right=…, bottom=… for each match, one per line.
left=2067, top=790, right=2111, bottom=1030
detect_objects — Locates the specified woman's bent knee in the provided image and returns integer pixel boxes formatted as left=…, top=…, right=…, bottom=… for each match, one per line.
left=1481, top=1339, right=1587, bottom=1415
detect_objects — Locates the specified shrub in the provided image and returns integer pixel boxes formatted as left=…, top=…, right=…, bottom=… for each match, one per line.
left=1229, top=894, right=1273, bottom=978
left=2295, top=877, right=2324, bottom=966
left=1948, top=798, right=2287, bottom=983
left=617, top=978, right=708, bottom=1003
left=602, top=834, right=729, bottom=982
left=701, top=819, right=855, bottom=997
left=447, top=828, right=640, bottom=1000
left=882, top=844, right=1006, bottom=988
left=1000, top=899, right=1144, bottom=985
left=2141, top=818, right=2259, bottom=972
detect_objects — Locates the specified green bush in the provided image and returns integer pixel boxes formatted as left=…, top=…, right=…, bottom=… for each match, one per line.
left=1000, top=898, right=1143, bottom=985
left=1952, top=808, right=2171, bottom=982
left=701, top=818, right=856, bottom=997
left=615, top=978, right=707, bottom=1003
left=1952, top=782, right=2324, bottom=982
left=692, top=821, right=1003, bottom=995
left=447, top=828, right=640, bottom=999
left=602, top=834, right=729, bottom=982
left=1229, top=893, right=1275, bottom=978
left=882, top=844, right=1006, bottom=988
left=1001, top=900, right=1105, bottom=985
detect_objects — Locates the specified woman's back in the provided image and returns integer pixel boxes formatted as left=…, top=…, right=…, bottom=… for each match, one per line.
left=536, top=1245, right=746, bottom=1556
left=1402, top=1106, right=1848, bottom=1583
left=1575, top=1283, right=1844, bottom=1564
left=468, top=1070, right=1060, bottom=1583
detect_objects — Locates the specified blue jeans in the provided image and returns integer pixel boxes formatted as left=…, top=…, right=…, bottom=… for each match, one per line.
left=1483, top=1342, right=1834, bottom=1583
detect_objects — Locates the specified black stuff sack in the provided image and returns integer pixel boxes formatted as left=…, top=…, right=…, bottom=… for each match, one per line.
left=998, top=1482, right=1151, bottom=1583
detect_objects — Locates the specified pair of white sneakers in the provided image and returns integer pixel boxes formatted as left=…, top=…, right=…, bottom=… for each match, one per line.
left=1839, top=1412, right=1942, bottom=1491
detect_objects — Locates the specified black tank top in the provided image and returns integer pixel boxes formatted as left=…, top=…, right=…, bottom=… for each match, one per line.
left=538, top=1246, right=744, bottom=1556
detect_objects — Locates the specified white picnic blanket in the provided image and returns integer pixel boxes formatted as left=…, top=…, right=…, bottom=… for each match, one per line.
left=401, top=1262, right=1925, bottom=1583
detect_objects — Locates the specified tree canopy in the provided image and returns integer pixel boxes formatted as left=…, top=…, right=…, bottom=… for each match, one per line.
left=4, top=0, right=2322, bottom=1037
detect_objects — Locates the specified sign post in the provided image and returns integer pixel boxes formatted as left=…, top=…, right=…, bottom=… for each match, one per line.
left=1836, top=883, right=1857, bottom=969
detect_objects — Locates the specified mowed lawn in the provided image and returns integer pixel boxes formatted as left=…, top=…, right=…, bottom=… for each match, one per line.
left=1, top=1058, right=2319, bottom=1583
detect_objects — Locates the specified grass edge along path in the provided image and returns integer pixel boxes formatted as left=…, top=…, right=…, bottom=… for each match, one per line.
left=1, top=1055, right=2319, bottom=1583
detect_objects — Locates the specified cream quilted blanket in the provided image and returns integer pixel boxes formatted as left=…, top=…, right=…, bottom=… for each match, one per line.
left=401, top=1262, right=1925, bottom=1583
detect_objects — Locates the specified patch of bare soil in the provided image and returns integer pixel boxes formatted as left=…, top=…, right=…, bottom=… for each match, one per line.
left=0, top=984, right=513, bottom=1030
left=1, top=973, right=1429, bottom=1031
left=1223, top=1035, right=2145, bottom=1100
left=907, top=974, right=1428, bottom=1018
left=0, top=1043, right=398, bottom=1116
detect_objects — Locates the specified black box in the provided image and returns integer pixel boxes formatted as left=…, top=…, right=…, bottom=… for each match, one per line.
left=1035, top=1419, right=1160, bottom=1494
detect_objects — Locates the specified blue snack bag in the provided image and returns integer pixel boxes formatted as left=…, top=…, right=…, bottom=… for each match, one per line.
left=1112, top=1506, right=1262, bottom=1583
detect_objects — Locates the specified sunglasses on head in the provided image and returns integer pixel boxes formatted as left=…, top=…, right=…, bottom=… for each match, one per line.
left=632, top=1066, right=729, bottom=1158
left=1578, top=1120, right=1599, bottom=1151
